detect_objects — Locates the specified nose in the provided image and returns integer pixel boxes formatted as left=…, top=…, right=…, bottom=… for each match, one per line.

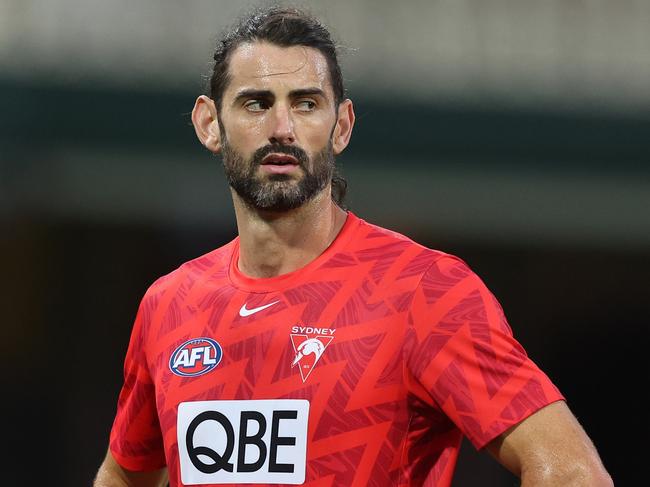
left=268, top=103, right=295, bottom=145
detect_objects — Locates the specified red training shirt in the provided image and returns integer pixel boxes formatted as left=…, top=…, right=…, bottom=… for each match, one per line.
left=109, top=212, right=563, bottom=486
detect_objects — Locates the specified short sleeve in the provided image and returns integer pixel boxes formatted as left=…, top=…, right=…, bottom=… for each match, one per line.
left=406, top=256, right=564, bottom=449
left=109, top=295, right=166, bottom=471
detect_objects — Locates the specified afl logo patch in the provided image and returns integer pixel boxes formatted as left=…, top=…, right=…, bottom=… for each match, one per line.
left=169, top=337, right=222, bottom=377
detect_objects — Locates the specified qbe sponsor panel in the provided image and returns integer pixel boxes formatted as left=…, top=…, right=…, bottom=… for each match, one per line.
left=178, top=399, right=310, bottom=485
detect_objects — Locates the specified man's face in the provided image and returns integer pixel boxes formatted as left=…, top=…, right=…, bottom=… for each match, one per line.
left=217, top=42, right=339, bottom=211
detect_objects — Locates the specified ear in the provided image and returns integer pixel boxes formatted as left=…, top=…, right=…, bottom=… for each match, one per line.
left=331, top=99, right=355, bottom=155
left=191, top=95, right=222, bottom=153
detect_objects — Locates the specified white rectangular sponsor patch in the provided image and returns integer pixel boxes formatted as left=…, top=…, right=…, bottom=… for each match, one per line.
left=177, top=399, right=309, bottom=485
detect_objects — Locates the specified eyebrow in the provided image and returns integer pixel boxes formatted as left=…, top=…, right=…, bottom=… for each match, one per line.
left=232, top=87, right=327, bottom=106
left=232, top=89, right=273, bottom=106
left=289, top=88, right=326, bottom=98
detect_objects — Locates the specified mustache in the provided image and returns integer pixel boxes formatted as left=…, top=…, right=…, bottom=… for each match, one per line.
left=251, top=144, right=309, bottom=167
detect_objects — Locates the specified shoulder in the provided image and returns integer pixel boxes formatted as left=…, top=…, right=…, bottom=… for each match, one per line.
left=351, top=213, right=471, bottom=276
left=353, top=217, right=500, bottom=323
left=142, top=239, right=237, bottom=301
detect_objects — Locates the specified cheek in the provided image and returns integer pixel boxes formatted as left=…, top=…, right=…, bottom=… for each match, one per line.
left=241, top=115, right=266, bottom=134
left=225, top=118, right=266, bottom=153
left=298, top=115, right=335, bottom=151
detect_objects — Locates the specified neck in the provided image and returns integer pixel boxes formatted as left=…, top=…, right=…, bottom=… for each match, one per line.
left=232, top=187, right=347, bottom=278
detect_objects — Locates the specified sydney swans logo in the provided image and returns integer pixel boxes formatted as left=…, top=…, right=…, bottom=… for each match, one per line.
left=290, top=325, right=335, bottom=382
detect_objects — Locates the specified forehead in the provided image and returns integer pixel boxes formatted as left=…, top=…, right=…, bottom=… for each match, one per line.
left=225, top=42, right=333, bottom=98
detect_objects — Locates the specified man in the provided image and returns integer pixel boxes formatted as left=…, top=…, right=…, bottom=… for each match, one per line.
left=95, top=7, right=612, bottom=487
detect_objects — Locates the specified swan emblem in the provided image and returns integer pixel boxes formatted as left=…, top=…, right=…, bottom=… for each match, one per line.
left=292, top=338, right=326, bottom=366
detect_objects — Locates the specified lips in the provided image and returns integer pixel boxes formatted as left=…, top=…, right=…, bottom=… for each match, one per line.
left=261, top=153, right=300, bottom=166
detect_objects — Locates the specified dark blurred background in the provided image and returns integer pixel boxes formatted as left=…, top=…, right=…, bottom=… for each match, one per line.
left=1, top=1, right=648, bottom=485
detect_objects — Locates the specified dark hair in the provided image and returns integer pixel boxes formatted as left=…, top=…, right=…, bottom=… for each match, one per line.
left=209, top=6, right=345, bottom=108
left=208, top=6, right=349, bottom=207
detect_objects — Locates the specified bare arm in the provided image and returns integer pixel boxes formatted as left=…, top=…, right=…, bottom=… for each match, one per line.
left=94, top=450, right=168, bottom=487
left=486, top=401, right=613, bottom=486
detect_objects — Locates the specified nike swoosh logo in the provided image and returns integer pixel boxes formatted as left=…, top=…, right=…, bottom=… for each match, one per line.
left=239, top=300, right=280, bottom=317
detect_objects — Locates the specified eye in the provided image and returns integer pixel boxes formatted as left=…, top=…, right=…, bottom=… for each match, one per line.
left=244, top=100, right=269, bottom=112
left=295, top=100, right=317, bottom=112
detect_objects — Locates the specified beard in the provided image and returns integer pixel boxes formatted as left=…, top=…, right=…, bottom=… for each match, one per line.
left=220, top=135, right=335, bottom=212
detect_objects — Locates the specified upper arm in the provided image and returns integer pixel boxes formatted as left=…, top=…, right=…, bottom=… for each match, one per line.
left=110, top=294, right=166, bottom=470
left=486, top=401, right=613, bottom=486
left=94, top=450, right=168, bottom=487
